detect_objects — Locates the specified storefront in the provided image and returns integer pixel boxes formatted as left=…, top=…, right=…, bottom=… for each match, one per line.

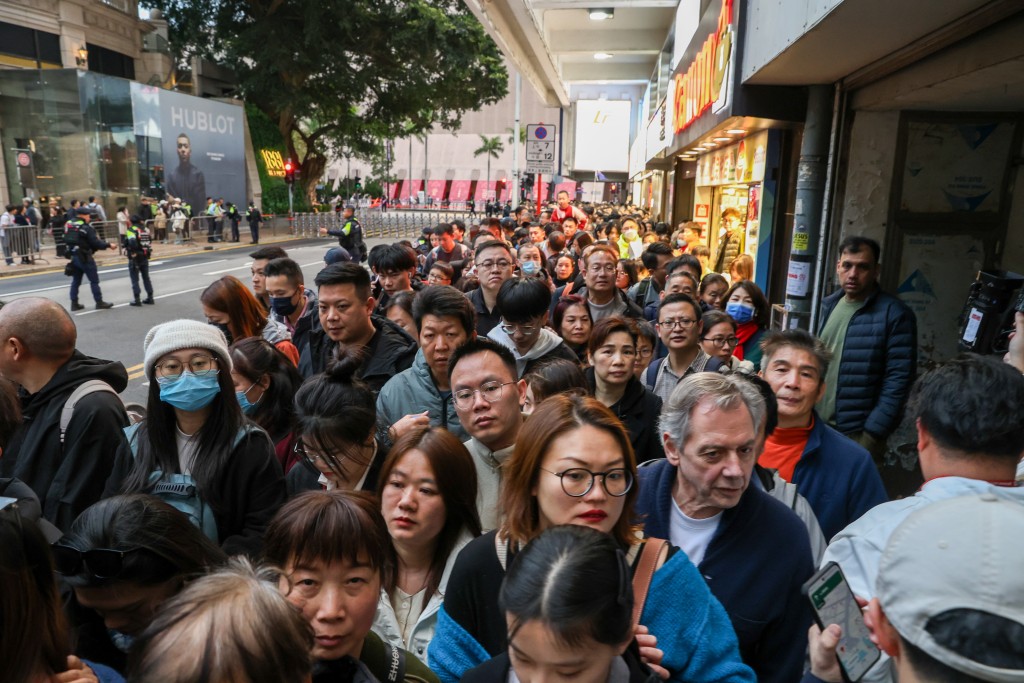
left=0, top=69, right=248, bottom=215
left=664, top=0, right=805, bottom=295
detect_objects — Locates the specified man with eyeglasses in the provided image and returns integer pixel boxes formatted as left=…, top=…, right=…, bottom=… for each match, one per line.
left=447, top=338, right=526, bottom=531
left=645, top=293, right=723, bottom=402
left=466, top=240, right=515, bottom=337
left=636, top=373, right=815, bottom=683
left=0, top=297, right=131, bottom=532
left=576, top=244, right=644, bottom=322
left=488, top=277, right=577, bottom=378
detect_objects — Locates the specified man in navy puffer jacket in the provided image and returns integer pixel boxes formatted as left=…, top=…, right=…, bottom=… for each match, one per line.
left=816, top=236, right=916, bottom=465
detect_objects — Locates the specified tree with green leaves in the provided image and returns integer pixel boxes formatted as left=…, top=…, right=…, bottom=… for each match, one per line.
left=473, top=135, right=503, bottom=194
left=144, top=0, right=509, bottom=201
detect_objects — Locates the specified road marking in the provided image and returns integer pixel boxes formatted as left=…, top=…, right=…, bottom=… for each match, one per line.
left=204, top=261, right=253, bottom=275
left=127, top=370, right=146, bottom=380
left=152, top=260, right=227, bottom=274
left=0, top=283, right=68, bottom=296
left=301, top=261, right=325, bottom=267
left=74, top=284, right=210, bottom=316
left=125, top=363, right=144, bottom=372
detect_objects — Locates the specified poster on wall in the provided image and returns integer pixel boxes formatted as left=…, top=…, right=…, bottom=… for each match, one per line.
left=900, top=121, right=1016, bottom=214
left=897, top=233, right=985, bottom=363
left=159, top=90, right=246, bottom=214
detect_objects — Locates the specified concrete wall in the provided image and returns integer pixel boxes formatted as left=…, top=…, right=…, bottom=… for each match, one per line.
left=834, top=109, right=899, bottom=247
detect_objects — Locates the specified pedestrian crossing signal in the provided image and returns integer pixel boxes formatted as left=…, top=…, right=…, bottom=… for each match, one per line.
left=284, top=160, right=295, bottom=185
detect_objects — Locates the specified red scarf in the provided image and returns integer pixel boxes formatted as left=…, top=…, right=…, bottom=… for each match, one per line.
left=733, top=321, right=760, bottom=361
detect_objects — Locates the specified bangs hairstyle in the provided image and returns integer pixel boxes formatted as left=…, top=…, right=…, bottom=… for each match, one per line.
left=377, top=427, right=482, bottom=609
left=263, top=490, right=392, bottom=582
left=501, top=525, right=633, bottom=650
left=499, top=394, right=641, bottom=549
left=200, top=275, right=268, bottom=340
left=588, top=316, right=637, bottom=357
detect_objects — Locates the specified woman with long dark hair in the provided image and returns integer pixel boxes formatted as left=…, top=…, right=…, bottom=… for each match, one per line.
left=230, top=337, right=303, bottom=473
left=372, top=427, right=482, bottom=661
left=121, top=319, right=286, bottom=556
left=53, top=494, right=227, bottom=674
left=200, top=275, right=299, bottom=365
left=429, top=394, right=753, bottom=683
left=286, top=350, right=390, bottom=496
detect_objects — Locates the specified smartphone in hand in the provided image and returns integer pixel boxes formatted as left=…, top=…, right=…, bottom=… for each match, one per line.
left=803, top=562, right=881, bottom=682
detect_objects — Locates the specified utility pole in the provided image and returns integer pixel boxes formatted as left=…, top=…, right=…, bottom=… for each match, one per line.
left=512, top=72, right=521, bottom=206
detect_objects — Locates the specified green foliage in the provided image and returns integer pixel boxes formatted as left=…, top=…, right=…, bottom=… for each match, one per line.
left=144, top=0, right=509, bottom=200
left=474, top=135, right=503, bottom=159
left=245, top=104, right=308, bottom=213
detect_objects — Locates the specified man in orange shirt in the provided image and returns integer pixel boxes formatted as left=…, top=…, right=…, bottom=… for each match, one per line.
left=759, top=329, right=886, bottom=540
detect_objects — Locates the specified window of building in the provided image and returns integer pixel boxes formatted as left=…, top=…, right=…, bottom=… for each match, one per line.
left=0, top=22, right=61, bottom=67
left=86, top=44, right=136, bottom=80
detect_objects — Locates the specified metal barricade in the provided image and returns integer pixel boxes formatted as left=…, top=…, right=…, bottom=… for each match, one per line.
left=1, top=224, right=44, bottom=265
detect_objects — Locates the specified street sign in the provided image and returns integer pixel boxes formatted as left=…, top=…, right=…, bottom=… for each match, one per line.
left=526, top=124, right=556, bottom=175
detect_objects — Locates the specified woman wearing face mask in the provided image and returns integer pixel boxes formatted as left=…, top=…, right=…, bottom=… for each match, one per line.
left=200, top=275, right=299, bottom=366
left=552, top=294, right=592, bottom=364
left=54, top=494, right=226, bottom=674
left=461, top=525, right=659, bottom=683
left=429, top=394, right=754, bottom=683
left=616, top=219, right=643, bottom=260
left=723, top=280, right=769, bottom=371
left=585, top=317, right=663, bottom=464
left=264, top=491, right=440, bottom=683
left=373, top=427, right=482, bottom=661
left=230, top=337, right=304, bottom=473
left=285, top=350, right=390, bottom=496
left=122, top=319, right=286, bottom=556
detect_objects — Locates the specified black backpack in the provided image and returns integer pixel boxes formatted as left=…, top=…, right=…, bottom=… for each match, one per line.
left=63, top=219, right=85, bottom=251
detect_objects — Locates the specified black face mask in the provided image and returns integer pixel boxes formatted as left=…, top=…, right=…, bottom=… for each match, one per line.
left=211, top=321, right=233, bottom=345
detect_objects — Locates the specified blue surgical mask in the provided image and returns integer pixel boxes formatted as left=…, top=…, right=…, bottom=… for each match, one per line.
left=726, top=301, right=755, bottom=324
left=521, top=261, right=540, bottom=276
left=235, top=382, right=261, bottom=414
left=158, top=371, right=222, bottom=411
left=270, top=294, right=298, bottom=317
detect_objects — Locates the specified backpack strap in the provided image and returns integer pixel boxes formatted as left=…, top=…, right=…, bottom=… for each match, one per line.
left=643, top=357, right=662, bottom=390
left=60, top=380, right=118, bottom=445
left=381, top=640, right=407, bottom=683
left=631, top=538, right=669, bottom=628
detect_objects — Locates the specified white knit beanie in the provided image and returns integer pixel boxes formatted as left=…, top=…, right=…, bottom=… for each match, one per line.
left=143, top=319, right=232, bottom=377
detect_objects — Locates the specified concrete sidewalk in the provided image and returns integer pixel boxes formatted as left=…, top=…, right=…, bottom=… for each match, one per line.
left=0, top=233, right=307, bottom=279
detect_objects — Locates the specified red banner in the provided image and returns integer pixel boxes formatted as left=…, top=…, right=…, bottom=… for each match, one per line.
left=449, top=180, right=472, bottom=202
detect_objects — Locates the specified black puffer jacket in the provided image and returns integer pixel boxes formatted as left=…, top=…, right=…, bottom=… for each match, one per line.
left=817, top=288, right=917, bottom=438
left=1, top=351, right=131, bottom=531
left=585, top=368, right=664, bottom=463
left=300, top=314, right=417, bottom=392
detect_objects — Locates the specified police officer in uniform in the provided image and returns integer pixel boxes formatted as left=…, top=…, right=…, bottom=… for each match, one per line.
left=125, top=215, right=155, bottom=307
left=65, top=208, right=115, bottom=311
left=320, top=204, right=366, bottom=263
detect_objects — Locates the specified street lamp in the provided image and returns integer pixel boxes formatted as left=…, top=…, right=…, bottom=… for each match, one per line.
left=75, top=46, right=88, bottom=69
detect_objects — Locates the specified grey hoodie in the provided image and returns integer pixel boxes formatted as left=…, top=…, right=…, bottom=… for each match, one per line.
left=487, top=326, right=577, bottom=377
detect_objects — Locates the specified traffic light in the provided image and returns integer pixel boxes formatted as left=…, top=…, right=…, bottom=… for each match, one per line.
left=354, top=176, right=362, bottom=192
left=284, top=160, right=295, bottom=185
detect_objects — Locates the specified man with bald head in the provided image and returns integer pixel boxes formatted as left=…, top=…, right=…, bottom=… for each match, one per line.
left=0, top=297, right=131, bottom=531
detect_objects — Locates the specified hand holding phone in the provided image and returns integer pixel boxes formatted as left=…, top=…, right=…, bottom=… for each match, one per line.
left=803, top=562, right=881, bottom=682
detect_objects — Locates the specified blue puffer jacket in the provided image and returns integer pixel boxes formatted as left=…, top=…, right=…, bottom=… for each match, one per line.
left=817, top=288, right=916, bottom=438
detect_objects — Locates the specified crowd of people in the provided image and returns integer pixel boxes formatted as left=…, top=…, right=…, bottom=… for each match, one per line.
left=2, top=189, right=1024, bottom=683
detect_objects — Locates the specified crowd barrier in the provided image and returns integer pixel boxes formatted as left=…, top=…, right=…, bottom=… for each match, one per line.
left=287, top=209, right=477, bottom=240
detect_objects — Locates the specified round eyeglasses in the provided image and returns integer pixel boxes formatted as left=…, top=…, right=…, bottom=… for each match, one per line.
left=539, top=467, right=634, bottom=497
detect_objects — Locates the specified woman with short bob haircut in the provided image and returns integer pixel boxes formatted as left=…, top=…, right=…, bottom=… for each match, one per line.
left=430, top=395, right=752, bottom=683
left=522, top=358, right=588, bottom=414
left=373, top=427, right=482, bottom=660
left=54, top=494, right=227, bottom=673
left=263, top=491, right=439, bottom=683
left=128, top=558, right=312, bottom=683
left=461, top=525, right=657, bottom=683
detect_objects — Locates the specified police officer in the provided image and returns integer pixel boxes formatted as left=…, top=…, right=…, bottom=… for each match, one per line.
left=319, top=204, right=366, bottom=263
left=65, top=207, right=115, bottom=311
left=125, top=215, right=155, bottom=307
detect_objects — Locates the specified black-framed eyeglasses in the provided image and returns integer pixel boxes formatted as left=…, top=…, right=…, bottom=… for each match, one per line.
left=658, top=318, right=697, bottom=330
left=293, top=439, right=370, bottom=468
left=702, top=335, right=739, bottom=347
left=499, top=320, right=538, bottom=336
left=539, top=467, right=634, bottom=497
left=453, top=381, right=517, bottom=409
left=51, top=544, right=144, bottom=579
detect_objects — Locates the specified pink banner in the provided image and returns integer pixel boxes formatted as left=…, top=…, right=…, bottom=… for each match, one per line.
left=389, top=182, right=401, bottom=199
left=427, top=180, right=446, bottom=200
left=449, top=180, right=472, bottom=202
left=404, top=179, right=423, bottom=198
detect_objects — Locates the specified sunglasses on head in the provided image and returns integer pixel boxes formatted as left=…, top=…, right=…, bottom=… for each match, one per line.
left=51, top=544, right=144, bottom=579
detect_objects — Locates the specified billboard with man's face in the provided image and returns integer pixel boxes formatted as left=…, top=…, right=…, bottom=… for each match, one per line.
left=159, top=90, right=245, bottom=214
